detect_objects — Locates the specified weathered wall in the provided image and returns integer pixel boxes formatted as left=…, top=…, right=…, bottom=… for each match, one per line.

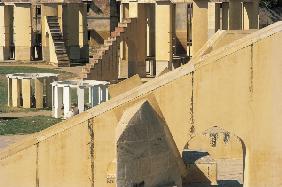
left=188, top=127, right=244, bottom=159
left=192, top=22, right=282, bottom=186
left=109, top=75, right=142, bottom=98
left=0, top=145, right=37, bottom=187
left=1, top=22, right=282, bottom=187
left=14, top=4, right=32, bottom=61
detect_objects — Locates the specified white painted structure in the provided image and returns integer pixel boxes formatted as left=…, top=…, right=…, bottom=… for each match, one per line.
left=51, top=80, right=110, bottom=119
left=6, top=73, right=58, bottom=108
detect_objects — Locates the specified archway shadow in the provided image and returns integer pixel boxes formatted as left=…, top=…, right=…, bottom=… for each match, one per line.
left=182, top=126, right=247, bottom=187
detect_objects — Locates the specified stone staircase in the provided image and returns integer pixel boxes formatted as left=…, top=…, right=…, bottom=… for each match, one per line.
left=47, top=16, right=70, bottom=67
left=81, top=18, right=133, bottom=80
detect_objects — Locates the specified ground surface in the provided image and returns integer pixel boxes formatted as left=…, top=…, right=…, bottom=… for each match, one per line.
left=0, top=116, right=62, bottom=135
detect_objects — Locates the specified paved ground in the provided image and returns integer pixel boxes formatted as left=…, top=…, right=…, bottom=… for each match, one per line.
left=0, top=134, right=30, bottom=150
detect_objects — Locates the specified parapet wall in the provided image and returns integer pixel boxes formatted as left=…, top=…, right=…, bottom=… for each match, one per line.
left=1, top=22, right=282, bottom=187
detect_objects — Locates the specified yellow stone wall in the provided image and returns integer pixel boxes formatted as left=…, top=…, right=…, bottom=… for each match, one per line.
left=155, top=1, right=173, bottom=74
left=14, top=4, right=32, bottom=61
left=0, top=18, right=281, bottom=187
left=192, top=0, right=208, bottom=56
left=0, top=5, right=13, bottom=60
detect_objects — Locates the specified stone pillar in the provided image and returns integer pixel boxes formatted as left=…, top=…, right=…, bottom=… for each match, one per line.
left=208, top=2, right=220, bottom=39
left=0, top=5, right=13, bottom=61
left=118, top=3, right=129, bottom=79
left=63, top=3, right=80, bottom=60
left=155, top=1, right=173, bottom=75
left=106, top=86, right=109, bottom=101
left=7, top=78, right=12, bottom=107
left=88, top=87, right=92, bottom=105
left=12, top=79, right=21, bottom=107
left=222, top=2, right=230, bottom=30
left=22, top=79, right=31, bottom=108
left=192, top=0, right=208, bottom=55
left=91, top=86, right=100, bottom=107
left=46, top=77, right=56, bottom=108
left=146, top=4, right=155, bottom=57
left=100, top=85, right=108, bottom=102
left=57, top=5, right=63, bottom=30
left=229, top=0, right=242, bottom=30
left=79, top=3, right=88, bottom=60
left=242, top=1, right=259, bottom=30
left=53, top=86, right=63, bottom=118
left=111, top=39, right=118, bottom=79
left=35, top=78, right=44, bottom=108
left=119, top=39, right=129, bottom=79
left=175, top=3, right=187, bottom=55
left=63, top=86, right=71, bottom=118
left=134, top=3, right=147, bottom=77
left=129, top=2, right=138, bottom=18
left=77, top=86, right=85, bottom=113
left=14, top=4, right=32, bottom=61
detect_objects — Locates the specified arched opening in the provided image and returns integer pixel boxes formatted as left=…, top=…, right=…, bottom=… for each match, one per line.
left=183, top=126, right=246, bottom=187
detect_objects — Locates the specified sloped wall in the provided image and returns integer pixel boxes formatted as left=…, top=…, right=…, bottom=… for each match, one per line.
left=1, top=22, right=282, bottom=187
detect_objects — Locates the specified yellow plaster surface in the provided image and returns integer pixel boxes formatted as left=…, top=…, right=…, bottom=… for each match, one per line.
left=0, top=20, right=282, bottom=187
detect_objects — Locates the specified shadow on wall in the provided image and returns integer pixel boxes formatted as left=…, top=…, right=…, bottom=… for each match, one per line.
left=175, top=36, right=187, bottom=56
left=91, top=3, right=103, bottom=15
left=91, top=30, right=106, bottom=45
left=182, top=126, right=246, bottom=187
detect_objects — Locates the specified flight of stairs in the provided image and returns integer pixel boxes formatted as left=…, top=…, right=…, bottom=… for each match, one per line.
left=47, top=16, right=70, bottom=67
left=81, top=18, right=133, bottom=80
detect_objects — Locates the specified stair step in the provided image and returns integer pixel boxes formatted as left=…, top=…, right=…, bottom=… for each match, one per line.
left=118, top=23, right=128, bottom=28
left=51, top=32, right=63, bottom=34
left=54, top=41, right=64, bottom=44
left=47, top=16, right=70, bottom=67
left=122, top=18, right=132, bottom=24
left=55, top=46, right=66, bottom=49
left=82, top=19, right=131, bottom=80
left=115, top=27, right=125, bottom=33
left=56, top=52, right=67, bottom=55
left=57, top=55, right=68, bottom=58
left=48, top=22, right=60, bottom=25
left=53, top=38, right=63, bottom=41
left=50, top=28, right=61, bottom=33
left=55, top=47, right=66, bottom=50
